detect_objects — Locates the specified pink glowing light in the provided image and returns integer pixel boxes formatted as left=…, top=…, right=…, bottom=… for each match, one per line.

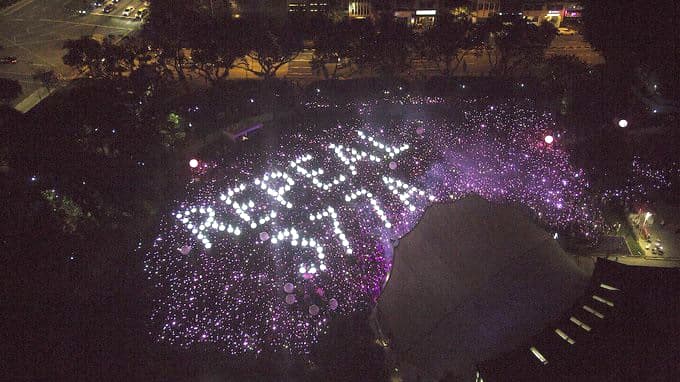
left=283, top=282, right=295, bottom=293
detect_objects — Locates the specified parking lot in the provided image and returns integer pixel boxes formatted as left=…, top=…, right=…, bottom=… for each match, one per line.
left=0, top=0, right=145, bottom=110
left=90, top=0, right=148, bottom=20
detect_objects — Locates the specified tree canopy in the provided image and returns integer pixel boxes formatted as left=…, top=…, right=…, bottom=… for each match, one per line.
left=0, top=78, right=22, bottom=104
left=581, top=0, right=680, bottom=98
left=236, top=17, right=304, bottom=79
left=421, top=14, right=474, bottom=77
left=483, top=19, right=557, bottom=77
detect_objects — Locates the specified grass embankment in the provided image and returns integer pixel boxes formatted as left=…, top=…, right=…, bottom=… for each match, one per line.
left=603, top=207, right=643, bottom=256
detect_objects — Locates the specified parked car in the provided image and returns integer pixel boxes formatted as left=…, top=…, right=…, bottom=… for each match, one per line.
left=557, top=27, right=577, bottom=35
left=64, top=0, right=92, bottom=15
left=103, top=3, right=115, bottom=13
left=122, top=6, right=134, bottom=16
left=0, top=56, right=18, bottom=64
left=135, top=8, right=148, bottom=20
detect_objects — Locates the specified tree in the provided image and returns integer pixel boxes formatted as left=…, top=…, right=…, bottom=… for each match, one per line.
left=311, top=19, right=357, bottom=79
left=289, top=11, right=333, bottom=41
left=191, top=18, right=249, bottom=84
left=33, top=69, right=60, bottom=92
left=482, top=19, right=556, bottom=77
left=12, top=79, right=179, bottom=237
left=420, top=14, right=474, bottom=77
left=581, top=0, right=680, bottom=99
left=62, top=37, right=104, bottom=76
left=310, top=312, right=389, bottom=382
left=0, top=78, right=22, bottom=104
left=143, top=1, right=200, bottom=81
left=538, top=55, right=590, bottom=113
left=128, top=63, right=164, bottom=99
left=539, top=55, right=589, bottom=85
left=237, top=17, right=303, bottom=79
left=346, top=18, right=416, bottom=77
left=102, top=36, right=148, bottom=78
left=63, top=36, right=148, bottom=79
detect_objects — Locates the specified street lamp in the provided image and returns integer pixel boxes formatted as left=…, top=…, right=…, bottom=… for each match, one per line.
left=618, top=119, right=628, bottom=128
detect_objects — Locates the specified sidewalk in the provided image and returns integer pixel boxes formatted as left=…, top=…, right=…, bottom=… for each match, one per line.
left=607, top=255, right=680, bottom=268
left=14, top=86, right=54, bottom=113
left=0, top=0, right=33, bottom=16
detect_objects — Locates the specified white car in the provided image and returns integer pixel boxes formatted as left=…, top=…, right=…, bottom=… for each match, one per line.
left=122, top=6, right=134, bottom=16
left=557, top=27, right=577, bottom=35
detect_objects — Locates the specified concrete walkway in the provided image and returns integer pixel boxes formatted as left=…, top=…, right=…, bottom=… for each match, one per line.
left=14, top=85, right=54, bottom=113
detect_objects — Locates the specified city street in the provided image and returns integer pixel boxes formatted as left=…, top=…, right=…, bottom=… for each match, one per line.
left=547, top=33, right=604, bottom=65
left=629, top=203, right=679, bottom=260
left=281, top=33, right=603, bottom=81
left=0, top=0, right=144, bottom=109
left=1, top=1, right=604, bottom=108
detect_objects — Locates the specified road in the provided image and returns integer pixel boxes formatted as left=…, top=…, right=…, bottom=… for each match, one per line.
left=282, top=33, right=603, bottom=82
left=0, top=0, right=144, bottom=109
left=546, top=33, right=604, bottom=65
left=1, top=2, right=604, bottom=107
left=629, top=203, right=680, bottom=260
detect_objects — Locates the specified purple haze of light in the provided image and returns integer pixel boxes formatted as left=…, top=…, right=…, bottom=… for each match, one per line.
left=145, top=97, right=602, bottom=355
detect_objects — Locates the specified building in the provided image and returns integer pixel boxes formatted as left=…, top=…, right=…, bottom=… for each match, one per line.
left=232, top=0, right=288, bottom=18
left=372, top=196, right=591, bottom=381
left=477, top=259, right=680, bottom=381
left=390, top=1, right=441, bottom=28
left=468, top=0, right=501, bottom=22
left=562, top=2, right=583, bottom=25
left=348, top=1, right=372, bottom=19
left=287, top=0, right=331, bottom=13
left=521, top=1, right=583, bottom=27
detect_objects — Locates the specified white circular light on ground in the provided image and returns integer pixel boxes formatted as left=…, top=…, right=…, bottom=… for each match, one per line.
left=544, top=135, right=554, bottom=144
left=189, top=159, right=199, bottom=168
left=618, top=119, right=628, bottom=128
left=283, top=282, right=294, bottom=293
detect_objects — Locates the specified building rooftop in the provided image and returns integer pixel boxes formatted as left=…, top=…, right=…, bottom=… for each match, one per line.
left=374, top=195, right=591, bottom=380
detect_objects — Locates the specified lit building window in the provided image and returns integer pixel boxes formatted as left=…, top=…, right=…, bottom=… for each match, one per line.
left=554, top=328, right=576, bottom=344
left=530, top=346, right=549, bottom=365
left=570, top=316, right=592, bottom=332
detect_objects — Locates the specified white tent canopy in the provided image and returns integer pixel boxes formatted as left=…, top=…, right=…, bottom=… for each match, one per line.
left=375, top=195, right=591, bottom=381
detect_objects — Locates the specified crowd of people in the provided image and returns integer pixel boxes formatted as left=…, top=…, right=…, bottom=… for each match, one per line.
left=144, top=95, right=642, bottom=355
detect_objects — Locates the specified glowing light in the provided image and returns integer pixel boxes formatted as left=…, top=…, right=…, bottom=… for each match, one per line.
left=147, top=96, right=605, bottom=356
left=544, top=135, right=554, bottom=144
left=189, top=159, right=199, bottom=168
left=618, top=119, right=628, bottom=128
